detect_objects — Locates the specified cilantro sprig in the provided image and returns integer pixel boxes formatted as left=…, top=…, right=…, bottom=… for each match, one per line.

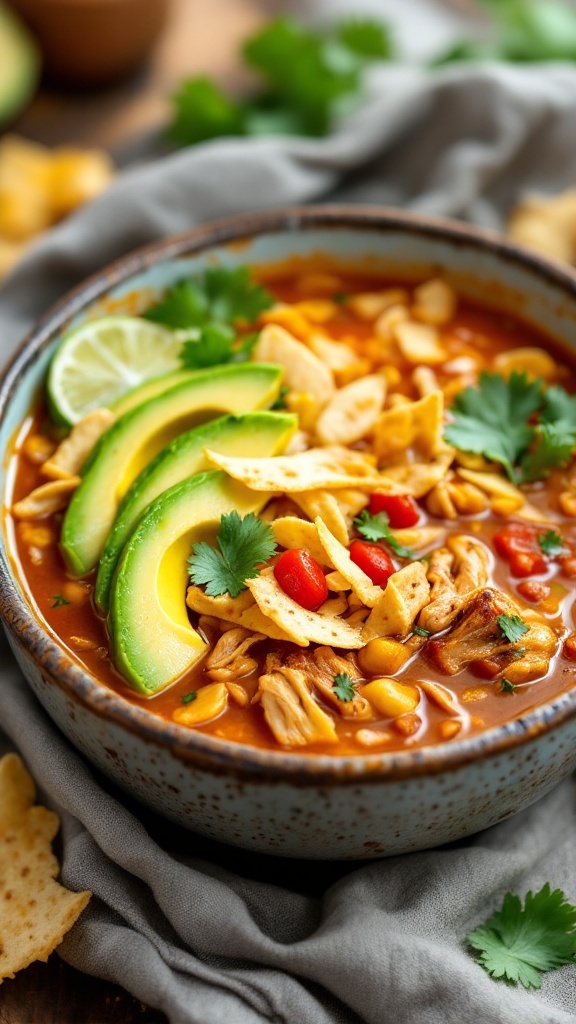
left=167, top=16, right=393, bottom=146
left=188, top=511, right=277, bottom=598
left=332, top=673, right=355, bottom=702
left=468, top=884, right=576, bottom=989
left=353, top=509, right=415, bottom=559
left=143, top=267, right=273, bottom=370
left=497, top=614, right=529, bottom=644
left=51, top=594, right=70, bottom=608
left=435, top=0, right=576, bottom=66
left=444, top=372, right=576, bottom=483
left=538, top=530, right=565, bottom=557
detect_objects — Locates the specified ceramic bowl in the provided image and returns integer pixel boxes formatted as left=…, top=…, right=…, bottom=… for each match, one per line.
left=2, top=206, right=576, bottom=860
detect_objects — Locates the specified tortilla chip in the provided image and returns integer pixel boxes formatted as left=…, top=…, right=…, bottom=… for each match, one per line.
left=315, top=374, right=386, bottom=446
left=380, top=449, right=455, bottom=498
left=317, top=594, right=348, bottom=617
left=327, top=488, right=369, bottom=521
left=362, top=562, right=430, bottom=640
left=186, top=586, right=293, bottom=642
left=204, top=445, right=401, bottom=493
left=325, top=570, right=351, bottom=592
left=292, top=490, right=349, bottom=545
left=315, top=517, right=383, bottom=608
left=252, top=323, right=335, bottom=405
left=247, top=568, right=363, bottom=648
left=373, top=390, right=445, bottom=464
left=42, top=408, right=115, bottom=481
left=272, top=516, right=330, bottom=566
left=390, top=526, right=446, bottom=550
left=11, top=478, right=81, bottom=519
left=0, top=754, right=91, bottom=982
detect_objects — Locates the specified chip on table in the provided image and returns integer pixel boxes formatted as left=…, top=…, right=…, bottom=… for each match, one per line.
left=0, top=753, right=91, bottom=982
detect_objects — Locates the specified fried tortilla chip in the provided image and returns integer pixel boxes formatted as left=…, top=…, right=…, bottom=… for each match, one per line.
left=292, top=490, right=349, bottom=545
left=42, top=408, right=115, bottom=481
left=325, top=570, right=351, bottom=591
left=271, top=516, right=330, bottom=566
left=204, top=445, right=400, bottom=493
left=252, top=323, right=335, bottom=405
left=362, top=562, right=430, bottom=640
left=247, top=568, right=363, bottom=648
left=374, top=390, right=445, bottom=464
left=315, top=374, right=386, bottom=446
left=0, top=754, right=91, bottom=982
left=315, top=517, right=383, bottom=608
left=186, top=586, right=293, bottom=642
left=380, top=449, right=455, bottom=498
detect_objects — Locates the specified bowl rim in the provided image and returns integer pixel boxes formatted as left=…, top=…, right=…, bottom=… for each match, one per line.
left=3, top=201, right=576, bottom=785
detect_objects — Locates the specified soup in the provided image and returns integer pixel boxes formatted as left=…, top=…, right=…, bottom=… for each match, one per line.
left=6, top=264, right=576, bottom=755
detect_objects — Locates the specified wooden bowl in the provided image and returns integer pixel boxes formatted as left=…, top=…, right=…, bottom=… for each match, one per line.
left=6, top=0, right=170, bottom=87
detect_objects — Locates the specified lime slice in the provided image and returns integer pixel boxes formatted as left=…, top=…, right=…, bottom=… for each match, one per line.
left=47, top=316, right=183, bottom=426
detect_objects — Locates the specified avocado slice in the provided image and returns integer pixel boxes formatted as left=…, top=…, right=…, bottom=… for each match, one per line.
left=0, top=4, right=39, bottom=127
left=94, top=410, right=296, bottom=614
left=108, top=470, right=273, bottom=694
left=111, top=369, right=201, bottom=417
left=61, top=362, right=283, bottom=576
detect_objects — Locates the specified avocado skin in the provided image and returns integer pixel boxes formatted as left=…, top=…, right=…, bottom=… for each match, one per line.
left=94, top=410, right=296, bottom=614
left=61, top=362, right=284, bottom=576
left=108, top=470, right=271, bottom=695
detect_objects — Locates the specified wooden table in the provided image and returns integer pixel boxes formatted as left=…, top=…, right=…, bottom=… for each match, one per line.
left=0, top=0, right=262, bottom=1018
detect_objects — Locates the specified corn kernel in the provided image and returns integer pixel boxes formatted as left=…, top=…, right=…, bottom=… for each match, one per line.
left=361, top=678, right=419, bottom=718
left=173, top=682, right=228, bottom=726
left=461, top=686, right=489, bottom=703
left=559, top=491, right=576, bottom=517
left=293, top=300, right=337, bottom=323
left=391, top=712, right=422, bottom=737
left=359, top=638, right=411, bottom=676
left=438, top=720, right=461, bottom=741
left=491, top=496, right=524, bottom=517
left=62, top=581, right=91, bottom=605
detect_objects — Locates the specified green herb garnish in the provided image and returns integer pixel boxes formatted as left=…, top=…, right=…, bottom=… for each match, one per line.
left=443, top=372, right=576, bottom=483
left=188, top=511, right=277, bottom=598
left=271, top=384, right=290, bottom=410
left=51, top=594, right=70, bottom=608
left=500, top=678, right=516, bottom=693
left=181, top=691, right=197, bottom=704
left=167, top=16, right=393, bottom=146
left=332, top=672, right=355, bottom=702
left=413, top=625, right=431, bottom=638
left=353, top=509, right=414, bottom=559
left=435, top=0, right=576, bottom=66
left=144, top=267, right=274, bottom=330
left=538, top=529, right=565, bottom=557
left=497, top=614, right=529, bottom=644
left=467, top=883, right=576, bottom=989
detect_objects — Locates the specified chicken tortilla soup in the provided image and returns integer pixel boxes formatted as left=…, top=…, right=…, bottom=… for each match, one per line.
left=5, top=263, right=576, bottom=755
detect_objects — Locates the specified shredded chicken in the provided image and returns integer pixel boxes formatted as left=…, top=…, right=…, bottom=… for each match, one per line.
left=419, top=535, right=489, bottom=633
left=426, top=588, right=556, bottom=676
left=204, top=627, right=265, bottom=683
left=257, top=652, right=338, bottom=746
left=282, top=646, right=372, bottom=719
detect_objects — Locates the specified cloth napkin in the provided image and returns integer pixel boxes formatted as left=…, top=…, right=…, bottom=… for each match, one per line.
left=3, top=5, right=576, bottom=1020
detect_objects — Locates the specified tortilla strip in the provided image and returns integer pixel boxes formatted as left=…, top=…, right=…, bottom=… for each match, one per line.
left=204, top=445, right=404, bottom=493
left=315, top=517, right=383, bottom=608
left=292, top=490, right=349, bottom=545
left=186, top=586, right=293, bottom=642
left=247, top=568, right=363, bottom=648
left=272, top=516, right=330, bottom=566
left=362, top=562, right=430, bottom=640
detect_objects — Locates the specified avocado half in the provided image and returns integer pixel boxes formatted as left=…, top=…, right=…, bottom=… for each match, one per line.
left=95, top=410, right=296, bottom=614
left=61, top=362, right=284, bottom=576
left=108, top=471, right=274, bottom=695
left=0, top=3, right=39, bottom=127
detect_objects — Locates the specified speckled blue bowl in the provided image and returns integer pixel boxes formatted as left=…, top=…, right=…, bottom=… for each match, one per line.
left=2, top=206, right=576, bottom=859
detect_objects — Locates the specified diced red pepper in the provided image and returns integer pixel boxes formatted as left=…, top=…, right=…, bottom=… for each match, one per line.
left=469, top=658, right=501, bottom=680
left=349, top=540, right=396, bottom=587
left=369, top=492, right=419, bottom=528
left=493, top=523, right=547, bottom=578
left=559, top=555, right=576, bottom=578
left=274, top=549, right=328, bottom=611
left=517, top=580, right=550, bottom=604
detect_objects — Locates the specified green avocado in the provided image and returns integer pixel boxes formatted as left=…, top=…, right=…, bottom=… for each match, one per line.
left=110, top=369, right=201, bottom=417
left=0, top=4, right=39, bottom=127
left=94, top=410, right=296, bottom=614
left=108, top=470, right=273, bottom=695
left=61, top=362, right=283, bottom=576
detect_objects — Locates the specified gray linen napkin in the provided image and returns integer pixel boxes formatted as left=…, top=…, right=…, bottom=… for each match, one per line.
left=2, top=44, right=576, bottom=1024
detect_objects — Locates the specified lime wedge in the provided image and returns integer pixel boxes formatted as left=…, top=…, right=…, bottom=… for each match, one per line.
left=46, top=316, right=183, bottom=426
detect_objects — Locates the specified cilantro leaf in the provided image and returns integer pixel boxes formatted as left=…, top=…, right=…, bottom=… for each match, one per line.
left=51, top=594, right=70, bottom=608
left=468, top=884, right=576, bottom=989
left=332, top=672, right=355, bottom=702
left=520, top=422, right=575, bottom=482
left=271, top=384, right=289, bottom=411
left=538, top=530, right=565, bottom=557
left=144, top=267, right=274, bottom=330
left=497, top=614, right=529, bottom=644
left=500, top=678, right=516, bottom=693
left=434, top=0, right=576, bottom=66
left=188, top=511, right=277, bottom=598
left=336, top=18, right=394, bottom=58
left=444, top=371, right=543, bottom=482
left=353, top=509, right=414, bottom=559
left=167, top=77, right=247, bottom=146
left=181, top=691, right=197, bottom=704
left=413, top=625, right=431, bottom=638
left=180, top=323, right=236, bottom=369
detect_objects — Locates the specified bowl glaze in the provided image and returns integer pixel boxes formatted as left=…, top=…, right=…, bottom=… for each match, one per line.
left=2, top=205, right=576, bottom=860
